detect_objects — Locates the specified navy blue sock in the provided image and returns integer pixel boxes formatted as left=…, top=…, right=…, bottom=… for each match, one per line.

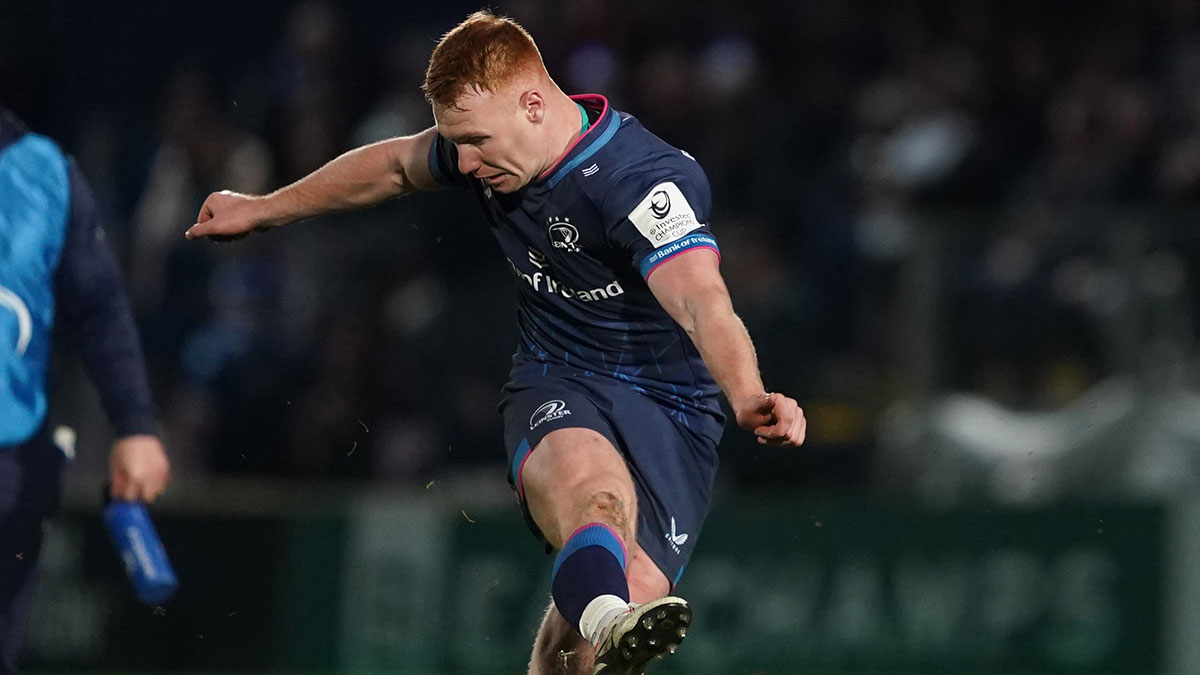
left=551, top=523, right=629, bottom=631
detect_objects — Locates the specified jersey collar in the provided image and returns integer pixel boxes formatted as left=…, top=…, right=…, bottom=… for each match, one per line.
left=537, top=94, right=618, bottom=188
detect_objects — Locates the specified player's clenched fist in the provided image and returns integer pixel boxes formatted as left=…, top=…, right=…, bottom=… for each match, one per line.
left=185, top=190, right=270, bottom=241
left=735, top=392, right=806, bottom=446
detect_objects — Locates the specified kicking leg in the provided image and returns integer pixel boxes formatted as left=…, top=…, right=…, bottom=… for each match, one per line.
left=525, top=486, right=684, bottom=673
left=528, top=540, right=671, bottom=674
left=521, top=428, right=634, bottom=674
left=590, top=542, right=690, bottom=674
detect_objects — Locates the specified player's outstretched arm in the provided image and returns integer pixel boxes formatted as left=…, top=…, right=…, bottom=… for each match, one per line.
left=647, top=249, right=806, bottom=447
left=185, top=127, right=441, bottom=241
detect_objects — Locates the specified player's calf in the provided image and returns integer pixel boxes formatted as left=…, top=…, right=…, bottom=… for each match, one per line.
left=530, top=602, right=593, bottom=675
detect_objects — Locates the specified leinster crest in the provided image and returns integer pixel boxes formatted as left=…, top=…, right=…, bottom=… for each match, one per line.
left=547, top=217, right=581, bottom=253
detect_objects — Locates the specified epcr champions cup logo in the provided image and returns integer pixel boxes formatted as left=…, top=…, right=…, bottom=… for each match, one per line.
left=649, top=190, right=671, bottom=219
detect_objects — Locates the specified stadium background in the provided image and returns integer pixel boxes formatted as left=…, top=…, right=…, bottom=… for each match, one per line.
left=4, top=0, right=1200, bottom=672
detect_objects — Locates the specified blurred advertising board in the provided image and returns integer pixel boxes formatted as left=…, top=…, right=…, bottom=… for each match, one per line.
left=23, top=492, right=1163, bottom=673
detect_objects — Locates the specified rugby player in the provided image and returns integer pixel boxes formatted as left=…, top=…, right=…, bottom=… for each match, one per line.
left=186, top=11, right=805, bottom=674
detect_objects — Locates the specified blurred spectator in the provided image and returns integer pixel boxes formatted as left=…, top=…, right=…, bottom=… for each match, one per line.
left=121, top=67, right=275, bottom=476
left=266, top=0, right=354, bottom=182
left=128, top=67, right=273, bottom=349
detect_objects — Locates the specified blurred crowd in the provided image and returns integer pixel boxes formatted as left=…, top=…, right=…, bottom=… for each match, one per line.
left=4, top=0, right=1200, bottom=498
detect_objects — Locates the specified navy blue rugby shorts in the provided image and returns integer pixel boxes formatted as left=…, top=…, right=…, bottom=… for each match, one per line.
left=500, top=373, right=723, bottom=588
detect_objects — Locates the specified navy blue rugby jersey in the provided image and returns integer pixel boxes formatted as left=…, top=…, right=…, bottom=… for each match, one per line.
left=428, top=94, right=726, bottom=429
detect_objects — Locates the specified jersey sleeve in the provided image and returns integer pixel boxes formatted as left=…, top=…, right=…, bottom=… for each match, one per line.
left=602, top=163, right=720, bottom=279
left=54, top=162, right=159, bottom=438
left=426, top=133, right=473, bottom=188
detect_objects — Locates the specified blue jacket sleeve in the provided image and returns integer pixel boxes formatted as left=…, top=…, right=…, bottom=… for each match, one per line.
left=54, top=162, right=159, bottom=438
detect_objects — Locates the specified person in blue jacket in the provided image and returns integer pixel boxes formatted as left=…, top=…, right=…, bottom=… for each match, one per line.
left=0, top=106, right=171, bottom=674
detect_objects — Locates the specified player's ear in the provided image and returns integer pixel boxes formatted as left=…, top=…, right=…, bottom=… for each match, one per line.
left=521, top=89, right=545, bottom=123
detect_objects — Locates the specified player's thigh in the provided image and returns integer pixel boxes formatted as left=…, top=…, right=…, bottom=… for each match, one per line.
left=521, top=427, right=638, bottom=549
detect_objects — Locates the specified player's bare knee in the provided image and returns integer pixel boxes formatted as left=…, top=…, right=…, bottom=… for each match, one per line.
left=583, top=489, right=623, bottom=518
left=580, top=489, right=631, bottom=539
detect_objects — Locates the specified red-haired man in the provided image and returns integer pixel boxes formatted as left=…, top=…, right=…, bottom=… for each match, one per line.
left=187, top=11, right=805, bottom=674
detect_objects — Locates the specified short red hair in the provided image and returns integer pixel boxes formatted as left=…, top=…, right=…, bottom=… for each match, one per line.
left=422, top=11, right=545, bottom=111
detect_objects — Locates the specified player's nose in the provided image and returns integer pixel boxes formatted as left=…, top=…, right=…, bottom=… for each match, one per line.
left=457, top=150, right=482, bottom=176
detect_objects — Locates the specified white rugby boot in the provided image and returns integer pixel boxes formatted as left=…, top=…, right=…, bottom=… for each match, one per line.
left=592, top=596, right=691, bottom=674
